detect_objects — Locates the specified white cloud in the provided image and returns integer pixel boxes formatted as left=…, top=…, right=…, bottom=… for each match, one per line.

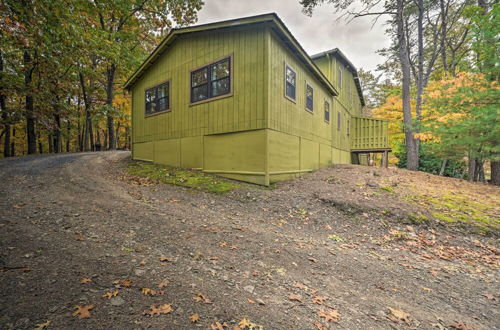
left=196, top=0, right=390, bottom=72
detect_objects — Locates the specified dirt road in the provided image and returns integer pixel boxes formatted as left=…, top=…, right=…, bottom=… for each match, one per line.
left=0, top=152, right=498, bottom=329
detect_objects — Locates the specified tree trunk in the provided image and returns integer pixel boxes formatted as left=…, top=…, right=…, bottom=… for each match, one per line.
left=439, top=0, right=449, bottom=72
left=38, top=132, right=43, bottom=154
left=53, top=104, right=61, bottom=153
left=0, top=50, right=11, bottom=158
left=115, top=121, right=120, bottom=149
left=491, top=161, right=500, bottom=185
left=468, top=157, right=476, bottom=181
left=478, top=160, right=485, bottom=182
left=397, top=0, right=419, bottom=170
left=415, top=0, right=424, bottom=122
left=79, top=71, right=94, bottom=152
left=106, top=64, right=116, bottom=150
left=11, top=128, right=15, bottom=156
left=66, top=120, right=71, bottom=152
left=24, top=50, right=37, bottom=154
left=48, top=133, right=53, bottom=153
left=439, top=159, right=447, bottom=176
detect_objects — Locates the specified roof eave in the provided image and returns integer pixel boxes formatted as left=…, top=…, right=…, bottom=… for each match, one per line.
left=124, top=13, right=338, bottom=97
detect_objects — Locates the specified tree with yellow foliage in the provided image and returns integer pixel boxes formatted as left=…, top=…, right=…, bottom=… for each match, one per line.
left=419, top=72, right=500, bottom=183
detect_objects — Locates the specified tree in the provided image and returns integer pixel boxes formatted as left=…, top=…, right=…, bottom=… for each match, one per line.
left=85, top=0, right=203, bottom=150
left=301, top=0, right=422, bottom=170
left=418, top=72, right=499, bottom=183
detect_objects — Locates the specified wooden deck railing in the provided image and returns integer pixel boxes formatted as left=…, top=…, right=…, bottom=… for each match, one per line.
left=350, top=116, right=390, bottom=151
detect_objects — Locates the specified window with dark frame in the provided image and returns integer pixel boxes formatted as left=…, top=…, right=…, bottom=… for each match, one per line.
left=337, top=111, right=341, bottom=130
left=145, top=81, right=170, bottom=116
left=190, top=57, right=231, bottom=103
left=305, top=83, right=314, bottom=111
left=324, top=100, right=330, bottom=122
left=347, top=118, right=350, bottom=136
left=285, top=64, right=296, bottom=101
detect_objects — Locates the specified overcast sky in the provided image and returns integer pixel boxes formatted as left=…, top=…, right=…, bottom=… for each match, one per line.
left=196, top=0, right=390, bottom=72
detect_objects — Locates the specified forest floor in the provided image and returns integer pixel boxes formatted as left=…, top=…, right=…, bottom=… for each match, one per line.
left=0, top=151, right=498, bottom=330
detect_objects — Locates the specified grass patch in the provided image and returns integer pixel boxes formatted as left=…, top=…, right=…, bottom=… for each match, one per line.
left=127, top=161, right=239, bottom=194
left=381, top=186, right=395, bottom=193
left=406, top=194, right=499, bottom=231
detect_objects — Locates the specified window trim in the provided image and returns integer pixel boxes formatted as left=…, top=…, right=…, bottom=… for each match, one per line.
left=144, top=79, right=171, bottom=118
left=337, top=111, right=341, bottom=131
left=284, top=62, right=297, bottom=103
left=324, top=99, right=330, bottom=123
left=189, top=54, right=233, bottom=106
left=305, top=81, right=314, bottom=113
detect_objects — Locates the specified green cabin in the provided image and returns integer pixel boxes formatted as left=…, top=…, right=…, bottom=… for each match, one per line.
left=124, top=13, right=390, bottom=186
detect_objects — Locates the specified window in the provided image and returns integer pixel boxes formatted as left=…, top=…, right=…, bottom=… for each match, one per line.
left=145, top=81, right=170, bottom=116
left=337, top=111, right=341, bottom=130
left=324, top=100, right=330, bottom=123
left=337, top=67, right=342, bottom=89
left=190, top=56, right=231, bottom=104
left=347, top=118, right=350, bottom=136
left=284, top=64, right=296, bottom=101
left=305, top=83, right=314, bottom=112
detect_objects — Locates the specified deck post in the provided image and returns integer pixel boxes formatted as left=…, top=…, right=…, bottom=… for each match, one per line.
left=382, top=150, right=388, bottom=168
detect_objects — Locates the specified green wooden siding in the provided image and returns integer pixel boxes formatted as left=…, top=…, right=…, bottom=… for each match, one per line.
left=350, top=116, right=389, bottom=150
left=129, top=17, right=390, bottom=185
left=131, top=25, right=267, bottom=145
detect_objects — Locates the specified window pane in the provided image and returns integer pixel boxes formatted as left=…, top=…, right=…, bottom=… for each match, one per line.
left=146, top=102, right=152, bottom=114
left=286, top=82, right=295, bottom=99
left=286, top=67, right=296, bottom=86
left=146, top=88, right=155, bottom=102
left=306, top=85, right=313, bottom=110
left=211, top=59, right=230, bottom=81
left=325, top=102, right=330, bottom=121
left=211, top=77, right=230, bottom=97
left=192, top=68, right=208, bottom=87
left=157, top=83, right=169, bottom=98
left=192, top=85, right=208, bottom=102
left=157, top=97, right=169, bottom=111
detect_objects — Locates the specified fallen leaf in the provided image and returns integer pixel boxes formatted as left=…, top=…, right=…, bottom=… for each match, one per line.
left=143, top=304, right=172, bottom=316
left=229, top=245, right=238, bottom=250
left=449, top=321, right=479, bottom=330
left=34, top=320, right=51, bottom=329
left=421, top=287, right=432, bottom=292
left=312, top=296, right=327, bottom=305
left=238, top=318, right=251, bottom=328
left=139, top=259, right=146, bottom=266
left=159, top=257, right=172, bottom=262
left=158, top=281, right=169, bottom=288
left=190, top=313, right=200, bottom=323
left=482, top=293, right=496, bottom=301
left=18, top=267, right=31, bottom=272
left=103, top=290, right=119, bottom=298
left=313, top=321, right=328, bottom=330
left=318, top=309, right=341, bottom=322
left=80, top=278, right=92, bottom=284
left=219, top=242, right=228, bottom=247
left=73, top=305, right=94, bottom=318
left=121, top=280, right=132, bottom=287
left=293, top=282, right=308, bottom=290
left=211, top=321, right=224, bottom=330
left=141, top=288, right=163, bottom=296
left=288, top=293, right=302, bottom=302
left=247, top=298, right=256, bottom=304
left=387, top=307, right=411, bottom=325
left=193, top=293, right=212, bottom=304
left=112, top=279, right=132, bottom=287
left=308, top=257, right=318, bottom=263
